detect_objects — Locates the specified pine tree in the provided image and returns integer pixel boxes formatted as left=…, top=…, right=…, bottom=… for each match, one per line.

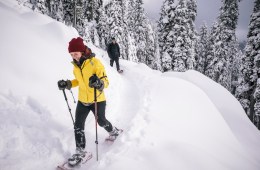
left=152, top=26, right=162, bottom=71
left=123, top=0, right=145, bottom=62
left=134, top=0, right=148, bottom=63
left=105, top=0, right=123, bottom=39
left=105, top=0, right=126, bottom=58
left=172, top=0, right=197, bottom=71
left=75, top=0, right=88, bottom=38
left=235, top=52, right=252, bottom=115
left=219, top=0, right=240, bottom=90
left=254, top=79, right=260, bottom=128
left=48, top=0, right=64, bottom=21
left=158, top=0, right=178, bottom=72
left=127, top=0, right=136, bottom=35
left=127, top=33, right=138, bottom=62
left=205, top=22, right=218, bottom=79
left=145, top=22, right=156, bottom=68
left=97, top=7, right=109, bottom=49
left=207, top=0, right=240, bottom=91
left=196, top=23, right=209, bottom=74
left=230, top=43, right=242, bottom=94
left=63, top=0, right=74, bottom=26
left=161, top=52, right=172, bottom=71
left=92, top=25, right=100, bottom=46
left=187, top=0, right=197, bottom=68
left=30, top=0, right=48, bottom=14
left=250, top=0, right=260, bottom=128
left=158, top=0, right=197, bottom=72
left=236, top=0, right=260, bottom=126
left=85, top=0, right=102, bottom=22
left=121, top=0, right=131, bottom=60
left=187, top=0, right=197, bottom=22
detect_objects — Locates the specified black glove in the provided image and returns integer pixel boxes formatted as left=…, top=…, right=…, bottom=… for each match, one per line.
left=57, top=80, right=72, bottom=90
left=89, top=75, right=104, bottom=91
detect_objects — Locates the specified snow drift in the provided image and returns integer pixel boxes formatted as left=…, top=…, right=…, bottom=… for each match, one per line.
left=0, top=1, right=260, bottom=170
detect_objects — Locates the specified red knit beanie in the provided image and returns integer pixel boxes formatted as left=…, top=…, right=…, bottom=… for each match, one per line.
left=68, top=37, right=86, bottom=53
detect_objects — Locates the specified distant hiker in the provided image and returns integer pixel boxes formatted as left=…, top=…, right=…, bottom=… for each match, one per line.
left=107, top=37, right=123, bottom=73
left=57, top=37, right=121, bottom=167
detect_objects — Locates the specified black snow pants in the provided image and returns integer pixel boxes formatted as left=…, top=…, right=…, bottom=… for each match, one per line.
left=74, top=101, right=113, bottom=149
left=110, top=57, right=120, bottom=71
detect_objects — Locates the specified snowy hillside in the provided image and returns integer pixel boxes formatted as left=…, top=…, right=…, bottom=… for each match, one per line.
left=1, top=1, right=260, bottom=170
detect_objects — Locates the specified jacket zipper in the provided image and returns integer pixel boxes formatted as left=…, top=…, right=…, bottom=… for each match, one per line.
left=73, top=60, right=89, bottom=102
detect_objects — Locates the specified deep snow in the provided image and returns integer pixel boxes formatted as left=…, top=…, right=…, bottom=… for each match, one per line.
left=0, top=1, right=260, bottom=170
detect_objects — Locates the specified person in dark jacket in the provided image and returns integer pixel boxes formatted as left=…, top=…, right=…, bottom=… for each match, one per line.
left=107, top=38, right=122, bottom=73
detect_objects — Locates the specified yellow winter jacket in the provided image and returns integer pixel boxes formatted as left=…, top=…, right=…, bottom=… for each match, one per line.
left=70, top=57, right=109, bottom=103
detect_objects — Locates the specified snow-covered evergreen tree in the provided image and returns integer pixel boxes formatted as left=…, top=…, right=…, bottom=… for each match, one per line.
left=30, top=0, right=48, bottom=14
left=161, top=52, right=172, bottom=71
left=205, top=22, right=218, bottom=79
left=236, top=0, right=260, bottom=125
left=90, top=22, right=100, bottom=46
left=251, top=0, right=260, bottom=128
left=85, top=0, right=102, bottom=22
left=195, top=23, right=209, bottom=74
left=186, top=0, right=197, bottom=67
left=117, top=0, right=141, bottom=62
left=152, top=26, right=162, bottom=71
left=254, top=79, right=260, bottom=128
left=187, top=0, right=197, bottom=22
left=158, top=0, right=197, bottom=72
left=75, top=0, right=84, bottom=31
left=145, top=22, right=156, bottom=68
left=121, top=0, right=131, bottom=60
left=158, top=0, right=176, bottom=72
left=133, top=0, right=148, bottom=63
left=207, top=0, right=240, bottom=91
left=172, top=0, right=197, bottom=71
left=105, top=0, right=124, bottom=58
left=48, top=0, right=64, bottom=21
left=105, top=0, right=123, bottom=39
left=235, top=50, right=254, bottom=120
left=194, top=23, right=208, bottom=74
left=231, top=43, right=242, bottom=94
left=127, top=0, right=136, bottom=34
left=127, top=33, right=138, bottom=62
left=97, top=7, right=109, bottom=49
left=63, top=0, right=74, bottom=26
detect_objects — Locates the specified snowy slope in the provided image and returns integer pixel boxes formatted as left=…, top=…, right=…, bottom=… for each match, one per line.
left=1, top=1, right=260, bottom=170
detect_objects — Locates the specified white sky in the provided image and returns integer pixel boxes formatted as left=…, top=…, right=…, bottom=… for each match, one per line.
left=143, top=0, right=255, bottom=41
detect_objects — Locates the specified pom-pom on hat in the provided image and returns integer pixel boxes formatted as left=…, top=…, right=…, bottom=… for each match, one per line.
left=68, top=37, right=86, bottom=53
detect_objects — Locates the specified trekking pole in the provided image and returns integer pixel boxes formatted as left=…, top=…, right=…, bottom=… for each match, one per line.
left=69, top=89, right=76, bottom=103
left=62, top=89, right=75, bottom=125
left=94, top=87, right=99, bottom=161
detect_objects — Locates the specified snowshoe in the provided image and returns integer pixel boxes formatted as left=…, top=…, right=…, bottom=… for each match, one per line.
left=105, top=127, right=123, bottom=142
left=57, top=149, right=92, bottom=170
left=117, top=70, right=123, bottom=73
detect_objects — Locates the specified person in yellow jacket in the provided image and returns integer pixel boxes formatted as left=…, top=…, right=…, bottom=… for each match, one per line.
left=57, top=37, right=120, bottom=166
